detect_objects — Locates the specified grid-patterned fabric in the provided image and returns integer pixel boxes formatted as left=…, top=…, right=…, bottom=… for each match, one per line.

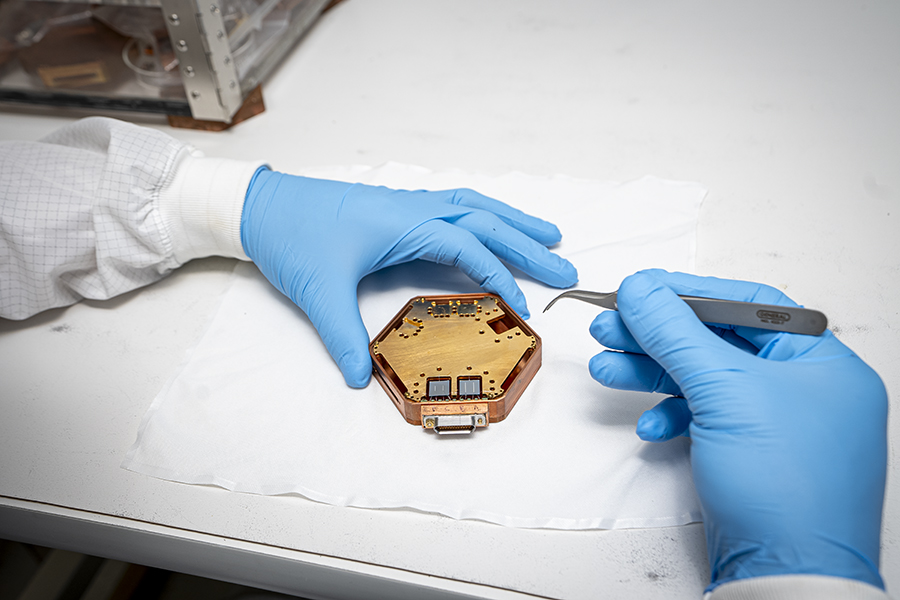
left=0, top=117, right=184, bottom=320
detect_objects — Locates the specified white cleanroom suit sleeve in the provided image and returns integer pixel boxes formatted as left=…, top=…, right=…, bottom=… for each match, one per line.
left=0, top=116, right=264, bottom=320
left=704, top=575, right=891, bottom=599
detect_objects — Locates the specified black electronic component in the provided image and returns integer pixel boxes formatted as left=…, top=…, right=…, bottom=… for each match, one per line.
left=432, top=304, right=451, bottom=317
left=427, top=378, right=451, bottom=399
left=458, top=377, right=482, bottom=397
left=457, top=303, right=478, bottom=316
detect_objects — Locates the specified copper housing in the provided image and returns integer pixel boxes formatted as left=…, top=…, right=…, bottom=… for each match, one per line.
left=369, top=294, right=541, bottom=433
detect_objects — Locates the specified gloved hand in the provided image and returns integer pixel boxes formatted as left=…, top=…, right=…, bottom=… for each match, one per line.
left=588, top=270, right=887, bottom=592
left=241, top=168, right=578, bottom=387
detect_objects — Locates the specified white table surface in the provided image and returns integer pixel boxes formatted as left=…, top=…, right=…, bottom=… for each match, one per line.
left=1, top=1, right=898, bottom=599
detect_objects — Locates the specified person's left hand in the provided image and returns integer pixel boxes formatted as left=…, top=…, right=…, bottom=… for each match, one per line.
left=240, top=168, right=578, bottom=387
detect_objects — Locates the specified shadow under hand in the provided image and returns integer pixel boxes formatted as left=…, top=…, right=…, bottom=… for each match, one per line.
left=587, top=386, right=656, bottom=429
left=358, top=260, right=483, bottom=300
left=587, top=386, right=692, bottom=462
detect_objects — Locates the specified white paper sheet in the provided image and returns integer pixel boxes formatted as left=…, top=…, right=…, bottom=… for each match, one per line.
left=124, top=164, right=706, bottom=530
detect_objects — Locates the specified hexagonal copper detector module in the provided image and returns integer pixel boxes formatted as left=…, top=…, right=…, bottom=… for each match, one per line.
left=369, top=294, right=541, bottom=434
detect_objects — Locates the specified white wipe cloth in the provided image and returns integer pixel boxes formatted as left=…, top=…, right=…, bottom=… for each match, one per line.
left=123, top=164, right=707, bottom=530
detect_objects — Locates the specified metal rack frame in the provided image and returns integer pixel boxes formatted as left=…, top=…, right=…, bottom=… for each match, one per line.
left=0, top=0, right=330, bottom=122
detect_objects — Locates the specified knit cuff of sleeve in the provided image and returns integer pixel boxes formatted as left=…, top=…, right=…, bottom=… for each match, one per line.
left=704, top=575, right=889, bottom=600
left=158, top=149, right=267, bottom=264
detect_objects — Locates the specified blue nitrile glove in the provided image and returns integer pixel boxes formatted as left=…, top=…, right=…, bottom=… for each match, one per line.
left=588, top=270, right=887, bottom=592
left=241, top=168, right=578, bottom=388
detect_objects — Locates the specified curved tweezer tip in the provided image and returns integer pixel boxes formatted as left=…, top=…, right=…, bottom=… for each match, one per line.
left=543, top=293, right=566, bottom=313
left=543, top=290, right=618, bottom=313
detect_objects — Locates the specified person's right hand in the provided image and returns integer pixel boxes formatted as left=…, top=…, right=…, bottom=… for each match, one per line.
left=588, top=270, right=887, bottom=592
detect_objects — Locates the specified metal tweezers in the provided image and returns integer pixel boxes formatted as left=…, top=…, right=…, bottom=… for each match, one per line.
left=544, top=290, right=828, bottom=335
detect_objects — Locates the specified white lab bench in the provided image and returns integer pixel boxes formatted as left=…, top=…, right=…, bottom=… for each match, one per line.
left=1, top=2, right=897, bottom=598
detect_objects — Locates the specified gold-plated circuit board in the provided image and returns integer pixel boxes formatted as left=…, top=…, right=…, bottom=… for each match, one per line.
left=369, top=294, right=541, bottom=434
